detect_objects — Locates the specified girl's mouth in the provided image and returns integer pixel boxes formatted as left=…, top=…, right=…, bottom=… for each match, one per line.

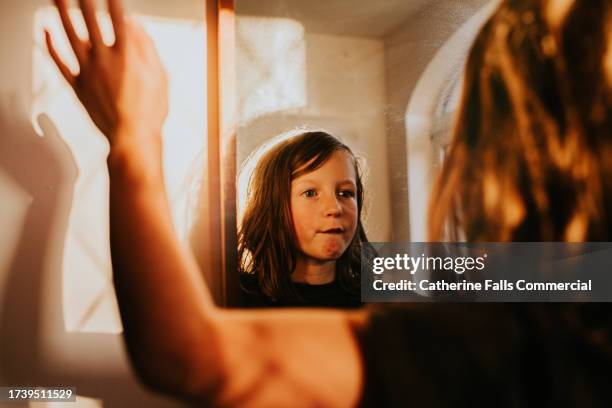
left=320, top=227, right=344, bottom=234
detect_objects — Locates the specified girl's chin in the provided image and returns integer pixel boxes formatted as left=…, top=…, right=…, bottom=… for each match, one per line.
left=298, top=236, right=349, bottom=261
left=319, top=238, right=346, bottom=258
left=299, top=248, right=345, bottom=263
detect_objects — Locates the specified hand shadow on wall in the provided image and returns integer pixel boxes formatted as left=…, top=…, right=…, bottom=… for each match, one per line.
left=0, top=97, right=184, bottom=407
left=0, top=95, right=78, bottom=384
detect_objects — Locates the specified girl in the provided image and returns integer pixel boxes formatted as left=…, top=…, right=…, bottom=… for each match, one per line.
left=238, top=131, right=368, bottom=308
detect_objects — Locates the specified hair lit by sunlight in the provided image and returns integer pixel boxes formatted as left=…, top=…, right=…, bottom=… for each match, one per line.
left=605, top=19, right=612, bottom=88
left=32, top=6, right=206, bottom=333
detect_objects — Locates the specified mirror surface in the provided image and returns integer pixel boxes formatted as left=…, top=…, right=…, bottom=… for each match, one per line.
left=235, top=0, right=495, bottom=243
left=232, top=0, right=498, bottom=307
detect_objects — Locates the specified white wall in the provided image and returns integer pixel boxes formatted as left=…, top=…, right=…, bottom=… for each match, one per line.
left=403, top=0, right=500, bottom=241
left=383, top=0, right=490, bottom=241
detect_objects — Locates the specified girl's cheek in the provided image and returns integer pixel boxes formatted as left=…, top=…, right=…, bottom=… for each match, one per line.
left=345, top=201, right=358, bottom=215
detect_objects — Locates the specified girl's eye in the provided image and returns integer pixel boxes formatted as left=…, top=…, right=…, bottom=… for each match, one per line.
left=303, top=189, right=317, bottom=198
left=338, top=190, right=355, bottom=199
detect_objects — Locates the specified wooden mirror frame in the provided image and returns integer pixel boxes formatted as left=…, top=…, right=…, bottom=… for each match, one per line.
left=200, top=0, right=240, bottom=307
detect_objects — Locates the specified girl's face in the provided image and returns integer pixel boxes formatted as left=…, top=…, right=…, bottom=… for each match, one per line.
left=290, top=150, right=358, bottom=262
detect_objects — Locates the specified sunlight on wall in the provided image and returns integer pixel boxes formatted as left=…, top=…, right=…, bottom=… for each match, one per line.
left=32, top=7, right=206, bottom=333
left=236, top=16, right=306, bottom=124
left=40, top=395, right=102, bottom=407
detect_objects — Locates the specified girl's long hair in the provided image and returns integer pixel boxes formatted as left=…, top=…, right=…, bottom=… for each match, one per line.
left=238, top=131, right=368, bottom=303
left=428, top=0, right=612, bottom=358
left=429, top=0, right=612, bottom=242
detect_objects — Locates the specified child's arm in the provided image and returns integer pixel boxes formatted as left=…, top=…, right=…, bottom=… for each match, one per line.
left=48, top=0, right=367, bottom=406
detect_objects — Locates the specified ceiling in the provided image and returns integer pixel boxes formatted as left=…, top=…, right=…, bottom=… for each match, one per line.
left=65, top=0, right=434, bottom=36
left=123, top=0, right=204, bottom=20
left=235, top=0, right=433, bottom=38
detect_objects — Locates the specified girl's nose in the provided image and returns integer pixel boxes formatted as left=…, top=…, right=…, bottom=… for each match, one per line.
left=324, top=195, right=342, bottom=216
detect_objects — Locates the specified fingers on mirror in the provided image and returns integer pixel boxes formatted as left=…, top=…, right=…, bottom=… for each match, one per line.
left=108, top=0, right=126, bottom=49
left=54, top=0, right=124, bottom=53
left=53, top=0, right=87, bottom=63
left=78, top=0, right=104, bottom=49
left=48, top=0, right=127, bottom=85
left=45, top=29, right=76, bottom=88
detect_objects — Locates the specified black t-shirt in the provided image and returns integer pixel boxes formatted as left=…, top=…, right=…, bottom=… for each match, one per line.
left=240, top=273, right=362, bottom=308
left=358, top=303, right=612, bottom=407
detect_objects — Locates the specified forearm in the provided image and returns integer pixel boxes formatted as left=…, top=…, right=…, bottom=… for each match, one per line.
left=107, top=129, right=222, bottom=398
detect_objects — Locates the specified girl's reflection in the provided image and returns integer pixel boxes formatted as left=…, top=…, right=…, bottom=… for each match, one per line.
left=239, top=131, right=368, bottom=308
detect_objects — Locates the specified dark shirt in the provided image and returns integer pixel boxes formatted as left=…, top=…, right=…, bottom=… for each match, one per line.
left=359, top=303, right=612, bottom=407
left=239, top=273, right=362, bottom=308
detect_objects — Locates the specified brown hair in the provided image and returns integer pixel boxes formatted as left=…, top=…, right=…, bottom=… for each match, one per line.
left=428, top=0, right=612, bottom=358
left=238, top=131, right=368, bottom=303
left=429, top=0, right=612, bottom=242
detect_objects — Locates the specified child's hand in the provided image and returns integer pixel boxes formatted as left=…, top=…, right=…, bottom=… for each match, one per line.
left=46, top=0, right=168, bottom=148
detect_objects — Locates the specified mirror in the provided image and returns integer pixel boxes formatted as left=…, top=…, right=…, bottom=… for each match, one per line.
left=231, top=0, right=497, bottom=305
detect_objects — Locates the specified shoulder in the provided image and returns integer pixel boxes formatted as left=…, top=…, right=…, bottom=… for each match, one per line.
left=293, top=280, right=362, bottom=308
left=239, top=272, right=259, bottom=290
left=239, top=273, right=275, bottom=307
left=358, top=304, right=525, bottom=406
left=358, top=304, right=612, bottom=406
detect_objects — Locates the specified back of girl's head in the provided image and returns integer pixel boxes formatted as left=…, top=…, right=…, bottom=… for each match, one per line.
left=429, top=0, right=612, bottom=241
left=238, top=131, right=368, bottom=302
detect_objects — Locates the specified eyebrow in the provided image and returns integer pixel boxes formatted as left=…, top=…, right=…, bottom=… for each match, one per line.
left=293, top=179, right=356, bottom=186
left=337, top=179, right=357, bottom=187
